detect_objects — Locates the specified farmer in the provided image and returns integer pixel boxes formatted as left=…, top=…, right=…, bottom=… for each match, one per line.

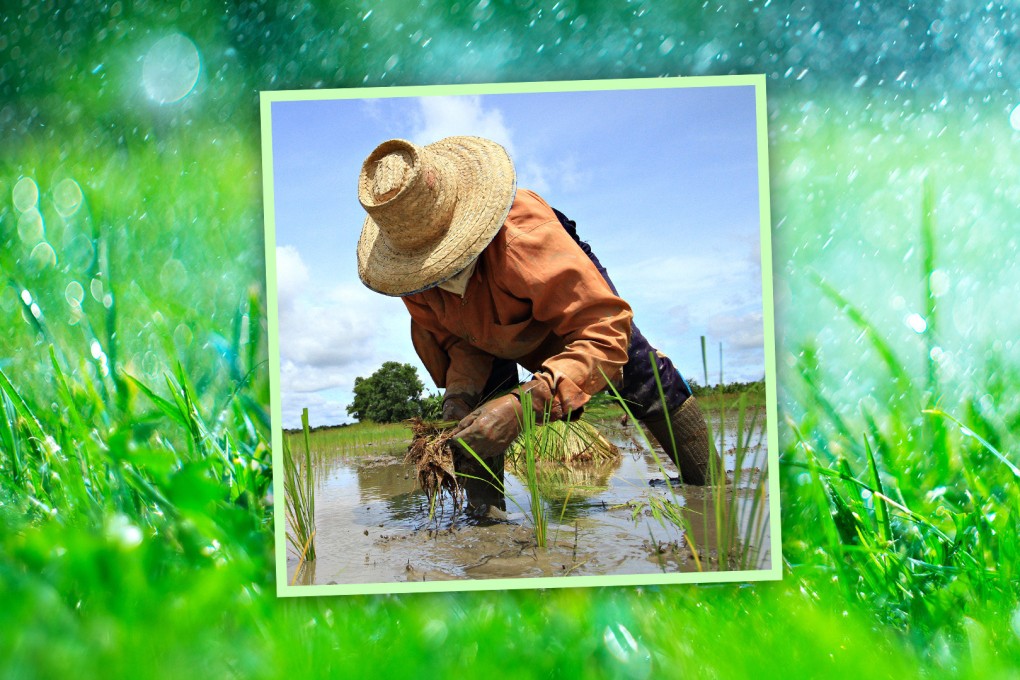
left=355, top=136, right=715, bottom=486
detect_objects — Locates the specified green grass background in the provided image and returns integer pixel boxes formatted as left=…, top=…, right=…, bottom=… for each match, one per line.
left=3, top=3, right=1020, bottom=678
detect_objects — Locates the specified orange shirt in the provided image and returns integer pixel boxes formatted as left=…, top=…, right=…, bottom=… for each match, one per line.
left=402, top=189, right=634, bottom=420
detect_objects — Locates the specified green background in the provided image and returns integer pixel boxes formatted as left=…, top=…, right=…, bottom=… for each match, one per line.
left=2, top=2, right=1019, bottom=678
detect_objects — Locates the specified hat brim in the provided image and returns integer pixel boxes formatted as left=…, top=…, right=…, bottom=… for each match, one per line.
left=357, top=136, right=516, bottom=296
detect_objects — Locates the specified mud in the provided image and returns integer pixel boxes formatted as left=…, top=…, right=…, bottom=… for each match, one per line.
left=287, top=418, right=770, bottom=585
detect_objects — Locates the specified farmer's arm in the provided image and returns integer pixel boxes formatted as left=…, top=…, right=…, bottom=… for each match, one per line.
left=501, top=196, right=633, bottom=420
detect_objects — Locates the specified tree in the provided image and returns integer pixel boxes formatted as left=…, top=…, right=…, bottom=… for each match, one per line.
left=345, top=362, right=426, bottom=423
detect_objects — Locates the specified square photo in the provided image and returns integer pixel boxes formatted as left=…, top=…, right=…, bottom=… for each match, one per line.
left=261, top=77, right=780, bottom=596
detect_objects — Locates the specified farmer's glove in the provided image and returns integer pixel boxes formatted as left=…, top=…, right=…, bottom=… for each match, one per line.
left=450, top=394, right=523, bottom=460
left=442, top=391, right=476, bottom=422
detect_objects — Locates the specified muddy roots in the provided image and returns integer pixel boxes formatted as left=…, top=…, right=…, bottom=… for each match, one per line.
left=405, top=419, right=461, bottom=511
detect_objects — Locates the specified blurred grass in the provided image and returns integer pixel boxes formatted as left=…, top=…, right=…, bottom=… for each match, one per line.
left=3, top=2, right=1020, bottom=678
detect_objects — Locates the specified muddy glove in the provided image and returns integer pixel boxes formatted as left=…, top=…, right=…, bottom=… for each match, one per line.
left=450, top=394, right=523, bottom=460
left=442, top=391, right=476, bottom=422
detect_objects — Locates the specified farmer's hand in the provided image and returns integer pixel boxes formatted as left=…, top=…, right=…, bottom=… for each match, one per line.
left=442, top=391, right=476, bottom=421
left=450, top=394, right=523, bottom=460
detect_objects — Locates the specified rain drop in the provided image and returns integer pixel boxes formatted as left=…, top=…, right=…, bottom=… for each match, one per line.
left=905, top=313, right=927, bottom=334
left=17, top=208, right=44, bottom=244
left=142, top=33, right=201, bottom=104
left=107, top=514, right=143, bottom=549
left=602, top=624, right=652, bottom=679
left=929, top=269, right=950, bottom=297
left=29, top=242, right=57, bottom=268
left=53, top=178, right=84, bottom=217
left=65, top=281, right=85, bottom=308
left=11, top=178, right=40, bottom=215
left=1010, top=103, right=1020, bottom=131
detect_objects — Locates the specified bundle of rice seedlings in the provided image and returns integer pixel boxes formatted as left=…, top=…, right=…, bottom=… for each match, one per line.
left=506, top=419, right=618, bottom=465
left=512, top=455, right=623, bottom=503
left=404, top=418, right=461, bottom=512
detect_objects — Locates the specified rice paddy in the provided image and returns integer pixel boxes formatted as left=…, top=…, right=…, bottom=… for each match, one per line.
left=282, top=380, right=771, bottom=585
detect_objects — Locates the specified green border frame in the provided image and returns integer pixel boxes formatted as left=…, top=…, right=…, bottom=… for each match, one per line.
left=260, top=75, right=782, bottom=598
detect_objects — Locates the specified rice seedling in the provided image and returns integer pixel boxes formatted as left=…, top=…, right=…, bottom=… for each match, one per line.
left=405, top=418, right=462, bottom=518
left=448, top=391, right=585, bottom=547
left=505, top=418, right=618, bottom=465
left=600, top=342, right=772, bottom=573
left=284, top=420, right=412, bottom=458
left=283, top=407, right=316, bottom=572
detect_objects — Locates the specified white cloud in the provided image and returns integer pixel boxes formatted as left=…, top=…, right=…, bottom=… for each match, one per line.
left=276, top=245, right=309, bottom=314
left=411, top=96, right=556, bottom=197
left=280, top=389, right=351, bottom=430
left=413, top=96, right=516, bottom=152
left=273, top=246, right=436, bottom=427
left=518, top=160, right=551, bottom=195
left=610, top=247, right=767, bottom=384
left=709, top=311, right=765, bottom=350
left=275, top=246, right=411, bottom=393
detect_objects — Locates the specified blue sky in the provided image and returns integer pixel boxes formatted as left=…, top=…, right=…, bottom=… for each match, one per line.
left=268, top=83, right=767, bottom=427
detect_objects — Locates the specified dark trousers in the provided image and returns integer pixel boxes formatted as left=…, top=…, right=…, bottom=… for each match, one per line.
left=480, top=207, right=691, bottom=420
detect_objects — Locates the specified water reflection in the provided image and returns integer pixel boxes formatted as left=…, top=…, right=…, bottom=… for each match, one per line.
left=287, top=418, right=770, bottom=585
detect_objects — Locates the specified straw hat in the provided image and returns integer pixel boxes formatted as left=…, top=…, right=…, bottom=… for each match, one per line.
left=356, top=136, right=516, bottom=296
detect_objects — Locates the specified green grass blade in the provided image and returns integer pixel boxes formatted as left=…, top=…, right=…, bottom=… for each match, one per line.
left=811, top=272, right=917, bottom=406
left=862, top=434, right=891, bottom=545
left=924, top=408, right=1020, bottom=480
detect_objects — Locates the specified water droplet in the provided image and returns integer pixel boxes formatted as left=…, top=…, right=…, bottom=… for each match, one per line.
left=12, top=177, right=39, bottom=212
left=29, top=242, right=57, bottom=268
left=65, top=281, right=85, bottom=308
left=905, top=313, right=927, bottom=334
left=17, top=208, right=44, bottom=244
left=1010, top=103, right=1020, bottom=132
left=90, top=340, right=103, bottom=360
left=929, top=269, right=950, bottom=297
left=422, top=619, right=448, bottom=645
left=53, top=178, right=84, bottom=217
left=159, top=258, right=187, bottom=291
left=659, top=37, right=675, bottom=55
left=142, top=33, right=201, bottom=104
left=602, top=624, right=652, bottom=679
left=20, top=290, right=32, bottom=305
left=107, top=514, right=143, bottom=549
left=174, top=324, right=193, bottom=348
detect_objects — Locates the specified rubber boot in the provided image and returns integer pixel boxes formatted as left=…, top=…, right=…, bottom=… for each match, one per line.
left=641, top=396, right=715, bottom=485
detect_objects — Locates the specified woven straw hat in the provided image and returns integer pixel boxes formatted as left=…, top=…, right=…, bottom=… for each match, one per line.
left=356, top=136, right=516, bottom=296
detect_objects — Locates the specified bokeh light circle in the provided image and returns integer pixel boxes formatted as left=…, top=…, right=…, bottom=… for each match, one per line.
left=12, top=177, right=39, bottom=212
left=142, top=33, right=201, bottom=104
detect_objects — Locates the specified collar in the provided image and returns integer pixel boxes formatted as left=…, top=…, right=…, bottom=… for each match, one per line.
left=437, top=257, right=478, bottom=297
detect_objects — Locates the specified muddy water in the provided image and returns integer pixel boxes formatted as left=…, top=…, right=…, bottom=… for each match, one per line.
left=287, top=418, right=770, bottom=586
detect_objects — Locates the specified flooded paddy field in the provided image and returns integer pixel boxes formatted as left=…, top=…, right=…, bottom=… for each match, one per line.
left=286, top=413, right=770, bottom=586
